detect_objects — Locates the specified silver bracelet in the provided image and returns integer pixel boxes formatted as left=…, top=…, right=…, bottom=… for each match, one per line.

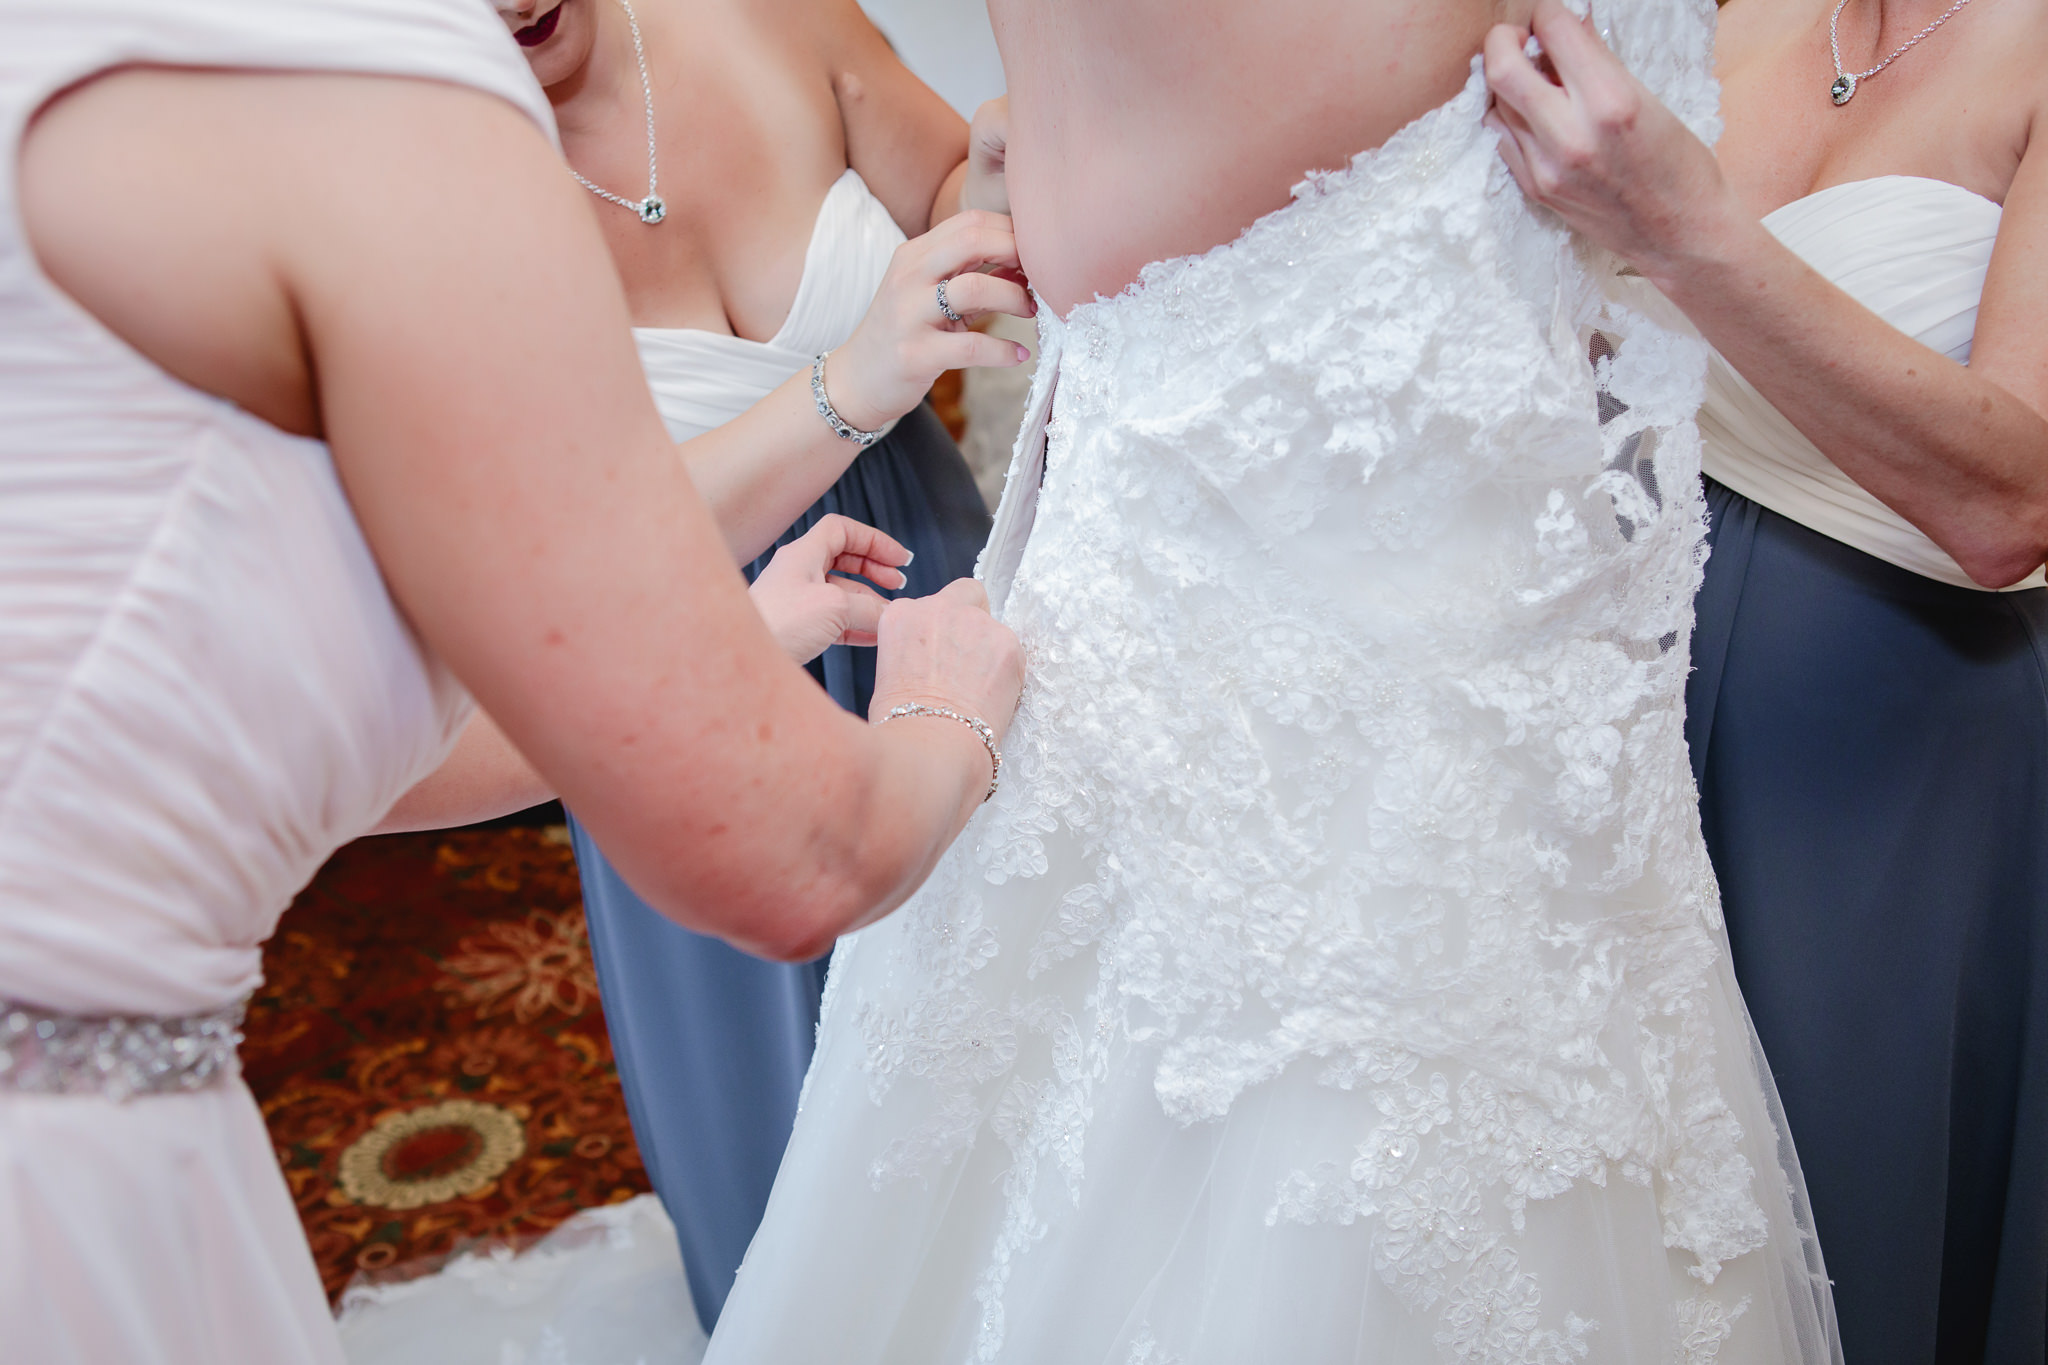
left=878, top=703, right=1002, bottom=804
left=811, top=353, right=885, bottom=447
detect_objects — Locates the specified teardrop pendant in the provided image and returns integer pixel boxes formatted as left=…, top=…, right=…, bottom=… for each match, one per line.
left=1830, top=73, right=1857, bottom=104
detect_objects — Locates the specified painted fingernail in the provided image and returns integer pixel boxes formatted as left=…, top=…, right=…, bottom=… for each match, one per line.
left=903, top=550, right=916, bottom=565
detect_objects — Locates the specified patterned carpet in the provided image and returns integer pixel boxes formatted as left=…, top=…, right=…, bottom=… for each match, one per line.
left=241, top=817, right=650, bottom=1302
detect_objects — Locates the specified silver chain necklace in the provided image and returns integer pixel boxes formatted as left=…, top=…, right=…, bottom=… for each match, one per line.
left=571, top=0, right=665, bottom=223
left=1829, top=0, right=1979, bottom=105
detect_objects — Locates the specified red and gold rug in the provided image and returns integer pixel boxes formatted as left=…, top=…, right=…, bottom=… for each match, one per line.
left=241, top=821, right=650, bottom=1302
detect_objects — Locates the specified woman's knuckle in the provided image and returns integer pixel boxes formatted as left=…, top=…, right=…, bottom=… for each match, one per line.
left=1592, top=91, right=1640, bottom=135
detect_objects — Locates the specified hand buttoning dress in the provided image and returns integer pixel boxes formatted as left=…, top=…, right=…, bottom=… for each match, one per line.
left=0, top=3, right=551, bottom=1361
left=705, top=3, right=1842, bottom=1361
left=567, top=166, right=989, bottom=1333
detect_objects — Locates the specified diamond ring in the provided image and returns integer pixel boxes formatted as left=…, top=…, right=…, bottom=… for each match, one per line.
left=936, top=278, right=965, bottom=325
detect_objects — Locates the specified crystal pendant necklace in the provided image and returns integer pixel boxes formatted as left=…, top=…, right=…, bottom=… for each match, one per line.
left=571, top=0, right=665, bottom=223
left=1828, top=0, right=1980, bottom=106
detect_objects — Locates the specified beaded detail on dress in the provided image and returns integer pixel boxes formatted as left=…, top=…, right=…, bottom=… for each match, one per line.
left=710, top=5, right=1838, bottom=1362
left=854, top=68, right=1758, bottom=1351
left=0, top=997, right=243, bottom=1099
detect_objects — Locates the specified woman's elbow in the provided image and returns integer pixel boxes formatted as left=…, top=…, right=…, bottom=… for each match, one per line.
left=751, top=824, right=931, bottom=960
left=1962, top=558, right=2043, bottom=590
left=726, top=884, right=856, bottom=963
left=673, top=839, right=909, bottom=963
left=1954, top=527, right=2048, bottom=590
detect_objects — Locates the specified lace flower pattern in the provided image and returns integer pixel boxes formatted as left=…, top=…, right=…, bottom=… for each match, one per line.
left=786, top=5, right=1814, bottom=1361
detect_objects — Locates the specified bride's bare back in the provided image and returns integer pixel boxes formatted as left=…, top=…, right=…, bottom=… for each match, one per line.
left=992, top=0, right=1527, bottom=314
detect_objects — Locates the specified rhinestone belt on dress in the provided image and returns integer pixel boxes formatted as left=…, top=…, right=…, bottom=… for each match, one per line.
left=0, top=997, right=245, bottom=1099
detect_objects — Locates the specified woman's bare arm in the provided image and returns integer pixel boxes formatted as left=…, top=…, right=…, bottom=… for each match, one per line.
left=674, top=212, right=1030, bottom=563
left=1659, top=154, right=2048, bottom=588
left=375, top=711, right=552, bottom=836
left=21, top=69, right=1022, bottom=960
left=667, top=7, right=1020, bottom=566
left=374, top=513, right=914, bottom=836
left=1487, top=1, right=2048, bottom=589
left=809, top=0, right=971, bottom=234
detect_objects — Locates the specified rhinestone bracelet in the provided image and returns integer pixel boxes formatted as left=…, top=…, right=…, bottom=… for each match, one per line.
left=878, top=703, right=1002, bottom=804
left=811, top=352, right=884, bottom=447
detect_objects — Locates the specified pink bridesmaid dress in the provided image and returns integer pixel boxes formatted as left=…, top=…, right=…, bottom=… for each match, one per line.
left=0, top=4, right=553, bottom=1360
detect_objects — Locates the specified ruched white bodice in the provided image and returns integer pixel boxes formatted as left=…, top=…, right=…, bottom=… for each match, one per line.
left=633, top=168, right=901, bottom=440
left=0, top=0, right=551, bottom=1019
left=1700, top=175, right=2042, bottom=590
left=0, top=5, right=552, bottom=1362
left=709, top=5, right=1841, bottom=1362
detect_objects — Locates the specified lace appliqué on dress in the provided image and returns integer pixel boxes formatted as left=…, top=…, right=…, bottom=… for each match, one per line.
left=809, top=8, right=1812, bottom=1361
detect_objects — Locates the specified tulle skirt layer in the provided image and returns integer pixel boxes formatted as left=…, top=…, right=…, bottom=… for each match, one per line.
left=706, top=812, right=1840, bottom=1365
left=335, top=1195, right=705, bottom=1365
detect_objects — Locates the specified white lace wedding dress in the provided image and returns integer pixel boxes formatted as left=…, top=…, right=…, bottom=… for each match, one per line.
left=705, top=5, right=1842, bottom=1362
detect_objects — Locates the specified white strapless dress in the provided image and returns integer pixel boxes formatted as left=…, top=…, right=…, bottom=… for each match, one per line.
left=1698, top=173, right=2042, bottom=589
left=633, top=167, right=902, bottom=440
left=703, top=6, right=1842, bottom=1364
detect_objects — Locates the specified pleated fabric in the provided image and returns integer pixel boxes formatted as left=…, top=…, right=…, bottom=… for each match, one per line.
left=1699, top=175, right=2042, bottom=591
left=0, top=3, right=551, bottom=1360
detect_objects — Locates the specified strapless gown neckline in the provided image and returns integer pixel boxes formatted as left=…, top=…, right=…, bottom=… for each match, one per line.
left=1767, top=174, right=1998, bottom=219
left=1699, top=173, right=2035, bottom=589
left=641, top=167, right=887, bottom=353
left=630, top=169, right=902, bottom=441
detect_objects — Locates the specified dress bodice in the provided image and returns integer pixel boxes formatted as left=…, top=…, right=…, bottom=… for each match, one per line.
left=1699, top=175, right=2041, bottom=589
left=0, top=0, right=554, bottom=1016
left=714, top=4, right=1831, bottom=1358
left=632, top=168, right=902, bottom=441
left=962, top=62, right=1749, bottom=1277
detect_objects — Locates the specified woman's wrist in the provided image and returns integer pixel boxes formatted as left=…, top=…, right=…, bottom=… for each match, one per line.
left=872, top=704, right=998, bottom=829
left=1639, top=185, right=1762, bottom=309
left=818, top=346, right=902, bottom=437
left=877, top=702, right=1001, bottom=803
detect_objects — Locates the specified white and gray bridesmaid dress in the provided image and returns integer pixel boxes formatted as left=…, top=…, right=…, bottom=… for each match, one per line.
left=1687, top=174, right=2048, bottom=1364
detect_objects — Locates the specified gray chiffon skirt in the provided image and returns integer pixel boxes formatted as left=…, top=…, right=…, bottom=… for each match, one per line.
left=1688, top=479, right=2048, bottom=1364
left=567, top=404, right=990, bottom=1332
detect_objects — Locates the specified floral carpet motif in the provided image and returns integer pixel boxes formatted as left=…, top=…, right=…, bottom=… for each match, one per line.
left=241, top=822, right=650, bottom=1301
